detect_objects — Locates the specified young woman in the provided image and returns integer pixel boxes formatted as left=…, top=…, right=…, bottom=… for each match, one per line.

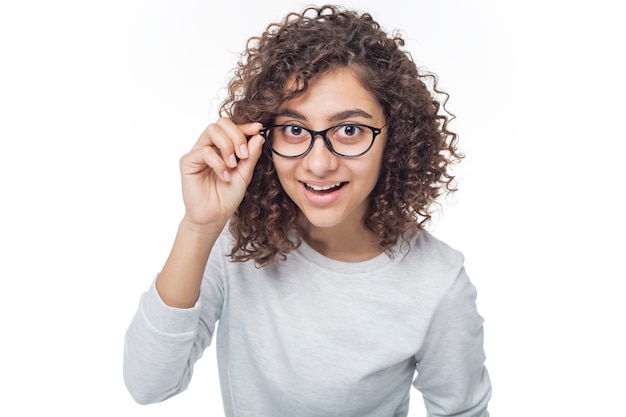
left=124, top=5, right=491, bottom=416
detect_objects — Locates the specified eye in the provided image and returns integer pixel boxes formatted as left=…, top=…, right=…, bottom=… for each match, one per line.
left=334, top=124, right=364, bottom=139
left=284, top=125, right=306, bottom=137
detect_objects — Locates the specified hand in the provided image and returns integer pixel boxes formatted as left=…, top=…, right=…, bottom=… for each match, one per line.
left=178, top=118, right=265, bottom=230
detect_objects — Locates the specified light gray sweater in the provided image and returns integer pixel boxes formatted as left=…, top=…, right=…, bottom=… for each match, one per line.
left=124, top=229, right=491, bottom=416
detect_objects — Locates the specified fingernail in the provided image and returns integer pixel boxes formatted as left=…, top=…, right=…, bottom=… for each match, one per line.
left=222, top=170, right=231, bottom=181
left=240, top=144, right=249, bottom=158
left=228, top=154, right=237, bottom=167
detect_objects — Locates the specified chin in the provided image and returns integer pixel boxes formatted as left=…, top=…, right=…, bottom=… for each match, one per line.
left=304, top=216, right=343, bottom=229
left=296, top=209, right=337, bottom=228
left=300, top=208, right=359, bottom=230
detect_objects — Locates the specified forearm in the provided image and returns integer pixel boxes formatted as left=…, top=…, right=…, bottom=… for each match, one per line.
left=124, top=281, right=207, bottom=404
left=156, top=218, right=225, bottom=308
left=125, top=219, right=225, bottom=404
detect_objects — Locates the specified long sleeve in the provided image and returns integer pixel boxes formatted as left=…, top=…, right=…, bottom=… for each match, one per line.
left=123, top=275, right=222, bottom=404
left=413, top=267, right=491, bottom=417
left=123, top=230, right=491, bottom=416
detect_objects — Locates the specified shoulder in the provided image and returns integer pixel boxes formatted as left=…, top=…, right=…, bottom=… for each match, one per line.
left=387, top=230, right=467, bottom=297
left=398, top=230, right=465, bottom=271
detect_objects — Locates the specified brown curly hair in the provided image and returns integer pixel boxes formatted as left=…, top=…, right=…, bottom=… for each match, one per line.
left=220, top=4, right=462, bottom=266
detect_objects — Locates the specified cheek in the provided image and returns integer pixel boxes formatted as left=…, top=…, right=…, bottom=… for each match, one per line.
left=363, top=165, right=383, bottom=189
left=361, top=153, right=385, bottom=185
left=272, top=161, right=298, bottom=191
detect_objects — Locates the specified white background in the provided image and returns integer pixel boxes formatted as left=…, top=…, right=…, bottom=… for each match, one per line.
left=1, top=0, right=624, bottom=415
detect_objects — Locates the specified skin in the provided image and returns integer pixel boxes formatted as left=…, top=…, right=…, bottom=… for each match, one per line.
left=156, top=120, right=265, bottom=308
left=156, top=68, right=386, bottom=308
left=272, top=68, right=387, bottom=261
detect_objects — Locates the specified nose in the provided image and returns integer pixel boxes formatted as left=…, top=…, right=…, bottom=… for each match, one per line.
left=301, top=134, right=338, bottom=175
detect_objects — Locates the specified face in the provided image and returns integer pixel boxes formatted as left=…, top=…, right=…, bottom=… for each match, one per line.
left=271, top=68, right=387, bottom=233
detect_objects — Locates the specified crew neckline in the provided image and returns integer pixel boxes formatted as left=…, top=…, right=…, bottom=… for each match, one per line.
left=292, top=237, right=397, bottom=274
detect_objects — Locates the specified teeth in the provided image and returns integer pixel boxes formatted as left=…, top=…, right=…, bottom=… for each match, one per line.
left=306, top=182, right=342, bottom=191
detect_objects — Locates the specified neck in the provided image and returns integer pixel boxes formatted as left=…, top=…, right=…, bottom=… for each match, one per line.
left=299, top=215, right=383, bottom=262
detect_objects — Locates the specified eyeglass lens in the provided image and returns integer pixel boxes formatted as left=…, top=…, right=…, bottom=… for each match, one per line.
left=265, top=124, right=378, bottom=157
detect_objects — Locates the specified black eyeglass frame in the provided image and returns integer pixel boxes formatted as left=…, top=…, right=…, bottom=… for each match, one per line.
left=259, top=123, right=385, bottom=159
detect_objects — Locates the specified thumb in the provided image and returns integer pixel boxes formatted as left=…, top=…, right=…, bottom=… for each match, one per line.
left=236, top=133, right=266, bottom=182
left=239, top=122, right=264, bottom=137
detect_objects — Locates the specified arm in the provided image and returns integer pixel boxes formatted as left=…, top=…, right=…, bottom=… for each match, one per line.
left=413, top=267, right=491, bottom=417
left=123, top=277, right=213, bottom=405
left=123, top=119, right=265, bottom=404
left=157, top=119, right=265, bottom=308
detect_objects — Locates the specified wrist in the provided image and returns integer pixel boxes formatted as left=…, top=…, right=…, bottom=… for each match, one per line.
left=179, top=216, right=226, bottom=238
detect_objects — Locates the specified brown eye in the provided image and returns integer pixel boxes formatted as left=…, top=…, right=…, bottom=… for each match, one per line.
left=286, top=125, right=305, bottom=137
left=342, top=125, right=357, bottom=136
left=333, top=124, right=365, bottom=140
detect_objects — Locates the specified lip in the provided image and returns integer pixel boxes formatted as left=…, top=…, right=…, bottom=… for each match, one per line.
left=299, top=181, right=347, bottom=205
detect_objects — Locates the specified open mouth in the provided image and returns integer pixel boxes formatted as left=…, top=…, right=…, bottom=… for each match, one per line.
left=304, top=182, right=346, bottom=194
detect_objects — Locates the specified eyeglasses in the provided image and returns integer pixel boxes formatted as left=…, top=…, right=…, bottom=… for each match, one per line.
left=259, top=123, right=385, bottom=158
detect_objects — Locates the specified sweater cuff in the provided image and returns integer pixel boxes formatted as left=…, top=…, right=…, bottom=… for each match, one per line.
left=139, top=277, right=201, bottom=336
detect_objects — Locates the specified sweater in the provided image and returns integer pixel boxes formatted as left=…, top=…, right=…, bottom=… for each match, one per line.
left=124, top=229, right=491, bottom=416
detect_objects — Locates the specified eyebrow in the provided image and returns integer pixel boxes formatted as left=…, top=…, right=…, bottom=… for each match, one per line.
left=276, top=108, right=374, bottom=122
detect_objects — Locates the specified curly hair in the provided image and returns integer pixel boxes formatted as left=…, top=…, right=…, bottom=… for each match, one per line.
left=220, top=4, right=462, bottom=266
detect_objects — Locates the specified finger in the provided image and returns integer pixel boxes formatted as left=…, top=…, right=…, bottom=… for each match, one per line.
left=181, top=146, right=232, bottom=182
left=216, top=118, right=263, bottom=161
left=199, top=123, right=240, bottom=169
left=191, top=123, right=219, bottom=151
left=234, top=133, right=266, bottom=183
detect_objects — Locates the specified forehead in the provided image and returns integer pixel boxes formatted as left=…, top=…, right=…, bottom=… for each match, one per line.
left=279, top=68, right=383, bottom=121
